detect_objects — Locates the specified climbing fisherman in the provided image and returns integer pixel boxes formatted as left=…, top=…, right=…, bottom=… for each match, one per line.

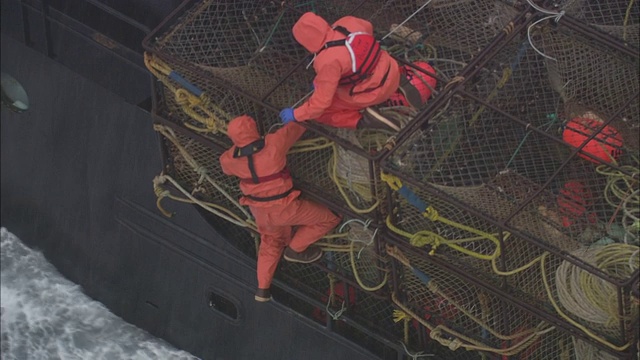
left=279, top=12, right=406, bottom=131
left=219, top=115, right=341, bottom=302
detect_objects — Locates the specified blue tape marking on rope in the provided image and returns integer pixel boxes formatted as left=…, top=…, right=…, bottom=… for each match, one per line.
left=413, top=268, right=431, bottom=284
left=398, top=185, right=427, bottom=213
left=169, top=71, right=203, bottom=97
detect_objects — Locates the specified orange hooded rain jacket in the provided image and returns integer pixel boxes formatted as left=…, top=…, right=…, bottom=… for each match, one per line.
left=292, top=12, right=401, bottom=129
left=219, top=115, right=341, bottom=290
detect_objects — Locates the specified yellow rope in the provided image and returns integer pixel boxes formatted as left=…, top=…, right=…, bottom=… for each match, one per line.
left=424, top=66, right=513, bottom=179
left=596, top=162, right=639, bottom=243
left=623, top=0, right=637, bottom=41
left=387, top=244, right=555, bottom=352
left=288, top=136, right=333, bottom=154
left=380, top=172, right=546, bottom=273
left=429, top=281, right=546, bottom=341
left=469, top=67, right=512, bottom=127
left=349, top=239, right=388, bottom=292
left=144, top=52, right=228, bottom=134
left=390, top=292, right=552, bottom=355
left=328, top=273, right=337, bottom=307
left=383, top=174, right=629, bottom=350
left=383, top=171, right=637, bottom=352
left=385, top=214, right=501, bottom=260
left=556, top=245, right=639, bottom=327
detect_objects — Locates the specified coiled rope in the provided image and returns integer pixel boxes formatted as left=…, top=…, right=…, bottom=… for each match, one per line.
left=540, top=244, right=637, bottom=351
left=596, top=161, right=640, bottom=245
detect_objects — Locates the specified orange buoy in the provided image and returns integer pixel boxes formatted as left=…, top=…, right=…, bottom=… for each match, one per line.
left=562, top=117, right=623, bottom=164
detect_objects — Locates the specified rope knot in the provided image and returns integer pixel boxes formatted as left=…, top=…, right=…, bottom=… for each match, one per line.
left=502, top=21, right=515, bottom=35
left=424, top=206, right=439, bottom=221
left=447, top=338, right=463, bottom=351
left=444, top=76, right=464, bottom=92
left=174, top=88, right=193, bottom=106
left=381, top=172, right=403, bottom=191
left=195, top=166, right=208, bottom=184
left=152, top=174, right=174, bottom=218
left=384, top=137, right=397, bottom=151
left=428, top=240, right=441, bottom=256
left=393, top=309, right=411, bottom=323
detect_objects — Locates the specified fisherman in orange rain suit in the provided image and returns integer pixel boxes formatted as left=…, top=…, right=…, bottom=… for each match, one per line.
left=219, top=115, right=341, bottom=302
left=279, top=12, right=401, bottom=130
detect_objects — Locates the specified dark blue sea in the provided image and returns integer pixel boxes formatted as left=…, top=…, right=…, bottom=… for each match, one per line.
left=1, top=227, right=198, bottom=360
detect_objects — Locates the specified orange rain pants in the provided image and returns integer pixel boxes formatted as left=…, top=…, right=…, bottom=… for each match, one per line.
left=291, top=12, right=401, bottom=129
left=220, top=115, right=341, bottom=290
left=251, top=199, right=340, bottom=289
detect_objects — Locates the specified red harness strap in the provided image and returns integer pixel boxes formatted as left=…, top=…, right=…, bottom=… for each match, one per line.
left=321, top=26, right=382, bottom=86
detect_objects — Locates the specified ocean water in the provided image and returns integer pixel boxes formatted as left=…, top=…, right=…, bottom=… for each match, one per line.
left=0, top=227, right=198, bottom=360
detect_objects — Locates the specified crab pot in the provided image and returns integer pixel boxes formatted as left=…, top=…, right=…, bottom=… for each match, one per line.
left=380, top=9, right=639, bottom=352
left=340, top=0, right=519, bottom=58
left=287, top=129, right=390, bottom=224
left=386, top=236, right=638, bottom=359
left=274, top=258, right=409, bottom=356
left=142, top=0, right=370, bottom=118
left=382, top=118, right=638, bottom=351
left=146, top=52, right=265, bottom=146
left=553, top=0, right=640, bottom=46
left=386, top=246, right=558, bottom=358
left=536, top=18, right=639, bottom=150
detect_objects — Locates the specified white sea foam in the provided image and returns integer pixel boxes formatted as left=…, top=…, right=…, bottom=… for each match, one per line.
left=0, top=227, right=198, bottom=360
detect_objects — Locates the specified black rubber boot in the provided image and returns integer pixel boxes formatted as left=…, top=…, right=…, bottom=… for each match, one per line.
left=356, top=107, right=401, bottom=132
left=283, top=246, right=323, bottom=263
left=398, top=75, right=425, bottom=109
left=255, top=288, right=272, bottom=302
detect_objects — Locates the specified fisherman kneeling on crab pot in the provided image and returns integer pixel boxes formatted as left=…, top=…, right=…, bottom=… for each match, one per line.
left=279, top=12, right=406, bottom=132
left=220, top=115, right=341, bottom=302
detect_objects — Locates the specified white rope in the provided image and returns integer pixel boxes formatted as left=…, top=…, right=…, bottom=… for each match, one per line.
left=400, top=341, right=435, bottom=359
left=525, top=0, right=564, bottom=16
left=325, top=298, right=347, bottom=320
left=339, top=218, right=377, bottom=258
left=622, top=189, right=640, bottom=244
left=338, top=218, right=369, bottom=232
left=525, top=0, right=565, bottom=61
left=382, top=0, right=434, bottom=41
left=294, top=89, right=314, bottom=107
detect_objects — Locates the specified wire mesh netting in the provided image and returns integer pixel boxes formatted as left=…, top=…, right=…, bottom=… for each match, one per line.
left=144, top=0, right=640, bottom=358
left=556, top=0, right=640, bottom=46
left=287, top=130, right=389, bottom=218
left=389, top=247, right=557, bottom=356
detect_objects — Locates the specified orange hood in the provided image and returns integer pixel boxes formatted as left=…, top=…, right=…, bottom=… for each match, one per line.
left=227, top=115, right=260, bottom=147
left=293, top=12, right=331, bottom=53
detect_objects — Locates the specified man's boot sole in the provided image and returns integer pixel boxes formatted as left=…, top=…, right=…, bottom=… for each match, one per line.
left=283, top=251, right=322, bottom=264
left=363, top=107, right=401, bottom=132
left=254, top=295, right=272, bottom=302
